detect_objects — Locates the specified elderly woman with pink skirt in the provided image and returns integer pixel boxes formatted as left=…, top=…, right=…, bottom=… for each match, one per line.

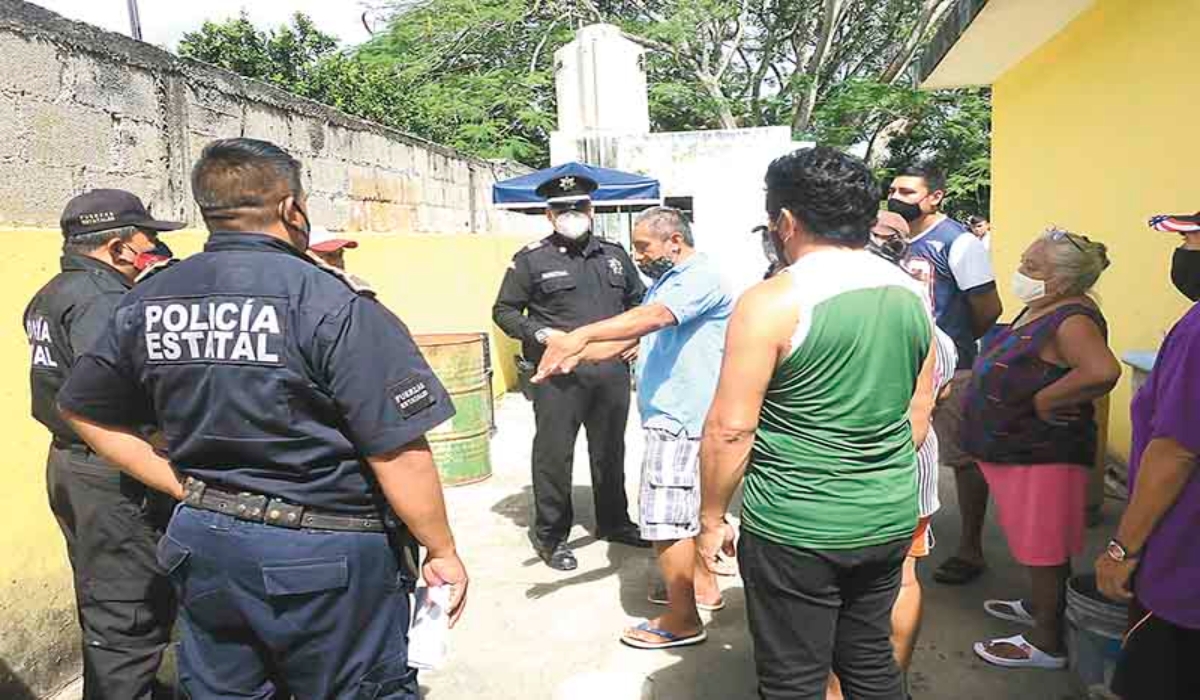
left=961, top=229, right=1122, bottom=669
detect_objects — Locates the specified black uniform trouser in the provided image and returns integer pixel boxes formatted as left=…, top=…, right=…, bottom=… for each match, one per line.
left=530, top=359, right=635, bottom=546
left=46, top=445, right=176, bottom=700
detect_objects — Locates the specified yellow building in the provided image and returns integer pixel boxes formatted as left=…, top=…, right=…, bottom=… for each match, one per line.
left=919, top=0, right=1198, bottom=465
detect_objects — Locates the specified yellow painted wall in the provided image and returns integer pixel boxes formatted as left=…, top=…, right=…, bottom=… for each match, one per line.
left=0, top=227, right=534, bottom=691
left=990, top=0, right=1198, bottom=461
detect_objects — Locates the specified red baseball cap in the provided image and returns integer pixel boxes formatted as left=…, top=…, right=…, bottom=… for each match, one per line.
left=308, top=227, right=359, bottom=253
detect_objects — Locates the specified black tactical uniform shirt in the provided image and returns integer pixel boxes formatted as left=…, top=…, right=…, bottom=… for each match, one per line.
left=25, top=254, right=133, bottom=448
left=58, top=232, right=455, bottom=515
left=492, top=233, right=645, bottom=361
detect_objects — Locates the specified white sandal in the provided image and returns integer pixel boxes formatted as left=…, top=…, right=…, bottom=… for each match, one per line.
left=984, top=599, right=1036, bottom=627
left=973, top=634, right=1067, bottom=670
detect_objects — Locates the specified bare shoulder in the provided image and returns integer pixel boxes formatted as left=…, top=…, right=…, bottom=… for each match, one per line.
left=731, top=274, right=799, bottom=336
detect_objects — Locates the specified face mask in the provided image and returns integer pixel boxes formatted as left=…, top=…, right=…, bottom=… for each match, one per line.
left=887, top=197, right=923, bottom=224
left=280, top=199, right=313, bottom=250
left=1171, top=248, right=1200, bottom=301
left=760, top=221, right=788, bottom=271
left=553, top=210, right=591, bottom=240
left=1011, top=271, right=1047, bottom=304
left=638, top=256, right=675, bottom=280
left=133, top=240, right=174, bottom=271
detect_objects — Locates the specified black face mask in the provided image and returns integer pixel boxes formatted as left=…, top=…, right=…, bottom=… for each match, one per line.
left=887, top=198, right=923, bottom=224
left=1171, top=247, right=1200, bottom=301
left=637, top=256, right=675, bottom=280
left=280, top=199, right=312, bottom=250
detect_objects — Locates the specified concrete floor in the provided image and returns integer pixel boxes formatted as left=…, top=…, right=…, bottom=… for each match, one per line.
left=48, top=393, right=1117, bottom=700
left=419, top=394, right=1117, bottom=700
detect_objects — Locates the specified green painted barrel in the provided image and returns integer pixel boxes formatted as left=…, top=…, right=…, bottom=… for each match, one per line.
left=415, top=333, right=493, bottom=486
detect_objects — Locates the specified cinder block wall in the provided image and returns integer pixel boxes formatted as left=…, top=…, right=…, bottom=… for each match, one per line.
left=0, top=0, right=532, bottom=234
left=0, top=0, right=540, bottom=694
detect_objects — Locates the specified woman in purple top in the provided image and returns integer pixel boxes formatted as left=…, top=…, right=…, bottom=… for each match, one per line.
left=1098, top=214, right=1200, bottom=700
left=961, top=229, right=1121, bottom=670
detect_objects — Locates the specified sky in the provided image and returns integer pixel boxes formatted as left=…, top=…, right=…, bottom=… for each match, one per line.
left=32, top=0, right=378, bottom=49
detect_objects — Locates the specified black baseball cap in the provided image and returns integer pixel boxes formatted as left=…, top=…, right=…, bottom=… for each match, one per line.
left=60, top=189, right=186, bottom=239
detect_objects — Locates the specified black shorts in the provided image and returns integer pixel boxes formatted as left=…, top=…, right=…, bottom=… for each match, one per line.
left=1112, top=599, right=1200, bottom=700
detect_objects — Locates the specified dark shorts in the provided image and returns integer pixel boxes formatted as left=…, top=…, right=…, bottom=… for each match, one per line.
left=1112, top=599, right=1200, bottom=700
left=739, top=530, right=909, bottom=700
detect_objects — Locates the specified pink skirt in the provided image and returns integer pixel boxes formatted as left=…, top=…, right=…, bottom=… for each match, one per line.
left=979, top=462, right=1089, bottom=566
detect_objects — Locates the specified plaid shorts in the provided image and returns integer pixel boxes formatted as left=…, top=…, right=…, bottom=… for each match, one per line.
left=639, top=427, right=701, bottom=542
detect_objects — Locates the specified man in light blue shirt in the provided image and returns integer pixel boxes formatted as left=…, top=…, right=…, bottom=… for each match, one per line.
left=535, top=206, right=732, bottom=651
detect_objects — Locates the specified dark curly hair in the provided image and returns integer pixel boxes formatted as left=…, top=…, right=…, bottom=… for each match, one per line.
left=765, top=147, right=879, bottom=247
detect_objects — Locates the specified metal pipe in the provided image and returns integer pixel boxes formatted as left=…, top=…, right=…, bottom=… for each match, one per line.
left=126, top=0, right=143, bottom=41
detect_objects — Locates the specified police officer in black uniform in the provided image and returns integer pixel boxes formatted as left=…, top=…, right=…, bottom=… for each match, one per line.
left=493, top=172, right=649, bottom=571
left=58, top=138, right=468, bottom=699
left=24, top=189, right=182, bottom=700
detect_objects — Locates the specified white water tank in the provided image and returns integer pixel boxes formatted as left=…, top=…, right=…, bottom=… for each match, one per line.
left=554, top=24, right=650, bottom=137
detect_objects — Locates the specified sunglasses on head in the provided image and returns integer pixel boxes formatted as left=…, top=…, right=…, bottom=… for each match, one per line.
left=1049, top=229, right=1086, bottom=254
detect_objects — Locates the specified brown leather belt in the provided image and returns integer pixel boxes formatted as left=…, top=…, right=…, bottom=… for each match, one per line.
left=181, top=477, right=396, bottom=533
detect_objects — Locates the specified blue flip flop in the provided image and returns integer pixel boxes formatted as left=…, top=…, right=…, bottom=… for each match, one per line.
left=620, top=621, right=708, bottom=650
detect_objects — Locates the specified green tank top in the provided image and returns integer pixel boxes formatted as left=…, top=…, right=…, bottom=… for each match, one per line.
left=742, top=249, right=932, bottom=550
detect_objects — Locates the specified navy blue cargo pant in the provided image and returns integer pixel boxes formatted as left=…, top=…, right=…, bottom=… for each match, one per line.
left=157, top=506, right=417, bottom=699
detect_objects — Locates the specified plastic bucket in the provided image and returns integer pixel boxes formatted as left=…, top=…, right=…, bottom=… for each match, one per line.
left=1065, top=573, right=1127, bottom=697
left=414, top=333, right=494, bottom=486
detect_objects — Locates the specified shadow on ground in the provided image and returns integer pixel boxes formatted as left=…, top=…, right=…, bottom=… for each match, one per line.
left=0, top=659, right=39, bottom=700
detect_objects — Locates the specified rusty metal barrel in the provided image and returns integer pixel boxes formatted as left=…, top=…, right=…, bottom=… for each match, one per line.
left=414, top=333, right=493, bottom=486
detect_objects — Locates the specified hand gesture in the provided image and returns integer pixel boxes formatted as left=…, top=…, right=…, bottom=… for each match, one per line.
left=1034, top=393, right=1082, bottom=426
left=696, top=519, right=736, bottom=574
left=533, top=331, right=586, bottom=383
left=422, top=550, right=469, bottom=627
left=1094, top=551, right=1136, bottom=603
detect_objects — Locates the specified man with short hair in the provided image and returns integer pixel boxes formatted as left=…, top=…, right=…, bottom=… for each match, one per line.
left=535, top=205, right=732, bottom=649
left=967, top=215, right=992, bottom=250
left=24, top=189, right=183, bottom=699
left=492, top=171, right=649, bottom=571
left=888, top=165, right=1003, bottom=586
left=57, top=138, right=468, bottom=699
left=699, top=147, right=936, bottom=699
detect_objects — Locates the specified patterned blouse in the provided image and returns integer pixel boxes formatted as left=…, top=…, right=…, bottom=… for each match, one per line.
left=960, top=304, right=1107, bottom=468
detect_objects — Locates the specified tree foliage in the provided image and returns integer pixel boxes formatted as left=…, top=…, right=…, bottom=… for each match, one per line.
left=177, top=1, right=991, bottom=213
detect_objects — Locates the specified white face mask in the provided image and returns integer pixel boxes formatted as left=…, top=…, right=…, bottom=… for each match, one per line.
left=1011, top=271, right=1047, bottom=304
left=553, top=211, right=591, bottom=240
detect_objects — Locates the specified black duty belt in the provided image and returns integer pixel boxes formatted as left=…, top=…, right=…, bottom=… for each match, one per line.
left=181, top=477, right=395, bottom=533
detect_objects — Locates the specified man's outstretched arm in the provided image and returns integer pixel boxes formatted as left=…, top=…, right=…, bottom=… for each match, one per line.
left=534, top=304, right=677, bottom=380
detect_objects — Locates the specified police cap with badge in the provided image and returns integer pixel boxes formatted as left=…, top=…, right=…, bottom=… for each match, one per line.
left=535, top=173, right=599, bottom=210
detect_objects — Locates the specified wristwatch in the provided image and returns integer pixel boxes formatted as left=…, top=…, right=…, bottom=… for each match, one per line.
left=1105, top=538, right=1138, bottom=563
left=534, top=328, right=552, bottom=345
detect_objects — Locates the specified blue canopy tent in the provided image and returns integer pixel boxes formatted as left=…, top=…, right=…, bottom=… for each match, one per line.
left=492, top=162, right=661, bottom=214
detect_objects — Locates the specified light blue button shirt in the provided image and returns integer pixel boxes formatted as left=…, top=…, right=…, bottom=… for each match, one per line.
left=637, top=253, right=733, bottom=438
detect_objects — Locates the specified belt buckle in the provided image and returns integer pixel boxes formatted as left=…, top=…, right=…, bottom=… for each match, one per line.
left=265, top=499, right=304, bottom=529
left=182, top=477, right=206, bottom=507
left=233, top=493, right=268, bottom=522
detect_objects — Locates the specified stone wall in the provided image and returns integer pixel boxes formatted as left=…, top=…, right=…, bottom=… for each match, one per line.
left=0, top=1, right=540, bottom=695
left=0, top=0, right=532, bottom=234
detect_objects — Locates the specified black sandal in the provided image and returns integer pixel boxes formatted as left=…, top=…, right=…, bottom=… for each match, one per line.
left=933, top=556, right=986, bottom=585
